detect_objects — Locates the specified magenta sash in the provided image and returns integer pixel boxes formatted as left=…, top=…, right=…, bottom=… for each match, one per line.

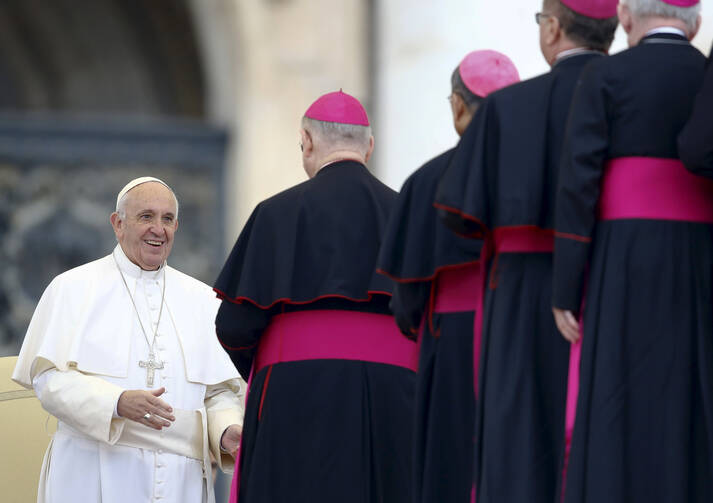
left=255, top=310, right=419, bottom=373
left=597, top=156, right=713, bottom=222
left=493, top=226, right=555, bottom=254
left=433, top=262, right=481, bottom=313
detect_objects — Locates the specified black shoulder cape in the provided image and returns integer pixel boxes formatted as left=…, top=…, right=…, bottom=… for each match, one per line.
left=214, top=160, right=397, bottom=308
left=377, top=148, right=481, bottom=283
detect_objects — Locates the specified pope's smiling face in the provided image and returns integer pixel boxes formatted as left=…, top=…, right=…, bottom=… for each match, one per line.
left=110, top=182, right=179, bottom=270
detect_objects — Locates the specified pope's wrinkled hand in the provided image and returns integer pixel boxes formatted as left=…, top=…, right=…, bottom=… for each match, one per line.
left=117, top=387, right=175, bottom=430
left=220, top=424, right=242, bottom=457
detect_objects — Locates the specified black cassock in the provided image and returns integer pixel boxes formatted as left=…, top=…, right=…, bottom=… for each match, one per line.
left=679, top=43, right=713, bottom=177
left=435, top=52, right=603, bottom=503
left=553, top=33, right=712, bottom=503
left=377, top=148, right=481, bottom=503
left=214, top=161, right=415, bottom=503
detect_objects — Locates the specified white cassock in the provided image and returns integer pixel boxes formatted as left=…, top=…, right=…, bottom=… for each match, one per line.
left=12, top=245, right=244, bottom=503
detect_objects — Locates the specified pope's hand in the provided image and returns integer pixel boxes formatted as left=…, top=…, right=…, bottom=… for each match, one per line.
left=117, top=387, right=175, bottom=430
left=552, top=308, right=580, bottom=343
left=220, top=424, right=242, bottom=457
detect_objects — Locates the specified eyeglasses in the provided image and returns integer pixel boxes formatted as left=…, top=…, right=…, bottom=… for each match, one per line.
left=535, top=12, right=552, bottom=24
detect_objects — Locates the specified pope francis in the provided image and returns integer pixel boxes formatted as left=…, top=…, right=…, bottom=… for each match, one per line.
left=12, top=177, right=244, bottom=503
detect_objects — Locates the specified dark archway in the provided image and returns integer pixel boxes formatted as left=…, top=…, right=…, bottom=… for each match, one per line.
left=0, top=0, right=205, bottom=117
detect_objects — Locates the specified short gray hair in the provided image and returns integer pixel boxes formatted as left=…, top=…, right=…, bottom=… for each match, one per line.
left=301, top=117, right=372, bottom=154
left=624, top=0, right=701, bottom=32
left=116, top=185, right=180, bottom=219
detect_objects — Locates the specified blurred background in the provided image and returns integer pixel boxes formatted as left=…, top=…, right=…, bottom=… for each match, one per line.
left=0, top=1, right=710, bottom=499
left=0, top=0, right=711, bottom=356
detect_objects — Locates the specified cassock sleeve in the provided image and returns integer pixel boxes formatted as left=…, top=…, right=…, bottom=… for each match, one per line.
left=435, top=99, right=496, bottom=238
left=205, top=378, right=245, bottom=473
left=390, top=281, right=430, bottom=339
left=215, top=300, right=270, bottom=380
left=553, top=61, right=610, bottom=312
left=33, top=367, right=127, bottom=444
left=678, top=46, right=713, bottom=178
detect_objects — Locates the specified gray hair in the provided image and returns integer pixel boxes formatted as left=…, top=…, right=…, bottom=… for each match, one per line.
left=116, top=185, right=180, bottom=219
left=623, top=0, right=701, bottom=32
left=301, top=117, right=372, bottom=155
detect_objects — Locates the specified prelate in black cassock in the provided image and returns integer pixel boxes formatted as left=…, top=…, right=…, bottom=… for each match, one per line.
left=679, top=43, right=713, bottom=177
left=553, top=34, right=712, bottom=503
left=377, top=148, right=480, bottom=503
left=214, top=161, right=415, bottom=503
left=435, top=53, right=603, bottom=503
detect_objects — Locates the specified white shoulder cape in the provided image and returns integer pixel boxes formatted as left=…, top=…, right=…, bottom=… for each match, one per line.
left=12, top=252, right=238, bottom=388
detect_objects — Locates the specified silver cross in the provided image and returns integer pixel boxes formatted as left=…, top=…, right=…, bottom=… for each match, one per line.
left=138, top=353, right=164, bottom=387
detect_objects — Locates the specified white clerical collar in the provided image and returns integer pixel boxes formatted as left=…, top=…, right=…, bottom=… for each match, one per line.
left=645, top=27, right=687, bottom=38
left=554, top=47, right=604, bottom=64
left=112, top=244, right=165, bottom=281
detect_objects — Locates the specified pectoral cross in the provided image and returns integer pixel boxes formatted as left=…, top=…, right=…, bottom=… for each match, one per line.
left=139, top=353, right=164, bottom=387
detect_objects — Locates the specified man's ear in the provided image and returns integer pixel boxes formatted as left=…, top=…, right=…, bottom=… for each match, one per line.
left=453, top=94, right=467, bottom=123
left=618, top=3, right=633, bottom=34
left=110, top=212, right=122, bottom=238
left=365, top=136, right=375, bottom=163
left=300, top=128, right=314, bottom=156
left=544, top=15, right=562, bottom=46
left=689, top=14, right=702, bottom=40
